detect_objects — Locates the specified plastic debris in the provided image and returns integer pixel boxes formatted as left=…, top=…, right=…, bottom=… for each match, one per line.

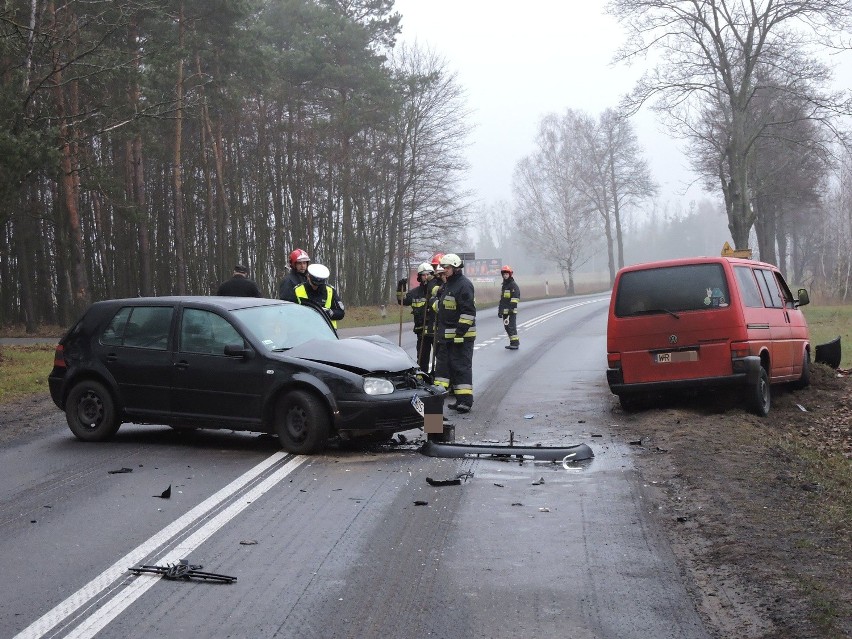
left=108, top=467, right=133, bottom=474
left=154, top=485, right=172, bottom=499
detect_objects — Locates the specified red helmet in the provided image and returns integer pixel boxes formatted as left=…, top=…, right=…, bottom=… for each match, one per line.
left=430, top=253, right=444, bottom=267
left=501, top=265, right=513, bottom=275
left=289, top=249, right=310, bottom=267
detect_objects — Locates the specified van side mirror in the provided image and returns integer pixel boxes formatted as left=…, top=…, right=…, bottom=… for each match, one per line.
left=796, top=289, right=810, bottom=308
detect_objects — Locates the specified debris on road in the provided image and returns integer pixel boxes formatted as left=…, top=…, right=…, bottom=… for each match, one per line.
left=531, top=477, right=545, bottom=486
left=130, top=559, right=236, bottom=584
left=413, top=500, right=428, bottom=506
left=538, top=507, right=550, bottom=513
left=153, top=485, right=172, bottom=499
left=108, top=467, right=133, bottom=474
left=239, top=540, right=258, bottom=546
left=426, top=470, right=474, bottom=486
left=421, top=440, right=594, bottom=462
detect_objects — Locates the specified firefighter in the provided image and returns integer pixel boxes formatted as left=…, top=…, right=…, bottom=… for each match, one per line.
left=499, top=265, right=520, bottom=349
left=427, top=253, right=446, bottom=377
left=397, top=262, right=436, bottom=372
left=435, top=253, right=476, bottom=412
left=279, top=248, right=311, bottom=302
left=293, top=263, right=345, bottom=328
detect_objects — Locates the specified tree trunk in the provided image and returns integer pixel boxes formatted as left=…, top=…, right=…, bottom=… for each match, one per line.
left=172, top=5, right=187, bottom=295
left=127, top=18, right=150, bottom=296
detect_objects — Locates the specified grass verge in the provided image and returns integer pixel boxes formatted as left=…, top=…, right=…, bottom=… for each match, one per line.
left=0, top=344, right=55, bottom=403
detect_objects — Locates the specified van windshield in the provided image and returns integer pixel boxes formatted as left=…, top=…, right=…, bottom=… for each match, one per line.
left=615, top=263, right=730, bottom=318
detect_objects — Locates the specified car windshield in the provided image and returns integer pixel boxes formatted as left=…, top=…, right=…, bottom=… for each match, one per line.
left=232, top=303, right=337, bottom=351
left=615, top=263, right=730, bottom=317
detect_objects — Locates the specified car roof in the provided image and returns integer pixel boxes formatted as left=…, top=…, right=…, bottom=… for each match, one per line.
left=617, top=256, right=777, bottom=274
left=88, top=296, right=289, bottom=312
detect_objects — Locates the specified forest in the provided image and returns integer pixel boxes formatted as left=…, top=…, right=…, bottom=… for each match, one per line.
left=1, top=0, right=469, bottom=329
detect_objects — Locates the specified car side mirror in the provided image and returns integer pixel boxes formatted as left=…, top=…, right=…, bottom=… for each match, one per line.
left=224, top=343, right=252, bottom=358
left=796, top=288, right=810, bottom=308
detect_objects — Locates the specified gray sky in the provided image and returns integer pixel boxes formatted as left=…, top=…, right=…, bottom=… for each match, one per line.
left=393, top=0, right=704, bottom=214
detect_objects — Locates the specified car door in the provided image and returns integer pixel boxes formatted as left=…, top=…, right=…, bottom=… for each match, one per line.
left=753, top=268, right=793, bottom=378
left=97, top=304, right=175, bottom=416
left=171, top=307, right=267, bottom=426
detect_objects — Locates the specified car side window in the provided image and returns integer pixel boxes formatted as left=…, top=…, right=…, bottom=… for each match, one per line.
left=733, top=266, right=764, bottom=308
left=102, top=307, right=131, bottom=346
left=180, top=309, right=244, bottom=355
left=755, top=269, right=784, bottom=308
left=101, top=306, right=172, bottom=350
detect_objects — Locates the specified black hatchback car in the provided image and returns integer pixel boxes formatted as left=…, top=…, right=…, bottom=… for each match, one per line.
left=49, top=297, right=446, bottom=453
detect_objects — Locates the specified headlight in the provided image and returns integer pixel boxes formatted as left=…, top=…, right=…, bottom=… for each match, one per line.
left=363, top=377, right=394, bottom=395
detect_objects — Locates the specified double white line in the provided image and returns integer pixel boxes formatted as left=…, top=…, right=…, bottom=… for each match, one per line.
left=16, top=452, right=306, bottom=639
left=517, top=298, right=609, bottom=331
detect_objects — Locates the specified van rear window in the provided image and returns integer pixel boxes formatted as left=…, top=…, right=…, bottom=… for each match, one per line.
left=615, top=263, right=729, bottom=317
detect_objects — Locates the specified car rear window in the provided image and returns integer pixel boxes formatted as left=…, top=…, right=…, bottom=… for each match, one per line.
left=615, top=263, right=730, bottom=317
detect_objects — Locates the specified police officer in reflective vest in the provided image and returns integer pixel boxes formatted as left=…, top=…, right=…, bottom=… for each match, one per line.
left=435, top=253, right=476, bottom=412
left=499, top=264, right=520, bottom=349
left=397, top=262, right=436, bottom=372
left=293, top=263, right=345, bottom=328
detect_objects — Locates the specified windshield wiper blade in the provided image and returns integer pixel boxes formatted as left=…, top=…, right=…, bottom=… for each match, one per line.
left=632, top=308, right=680, bottom=319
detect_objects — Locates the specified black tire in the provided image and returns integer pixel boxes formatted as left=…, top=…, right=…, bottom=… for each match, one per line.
left=745, top=367, right=771, bottom=417
left=275, top=390, right=330, bottom=454
left=618, top=393, right=647, bottom=412
left=792, top=350, right=811, bottom=390
left=65, top=380, right=121, bottom=442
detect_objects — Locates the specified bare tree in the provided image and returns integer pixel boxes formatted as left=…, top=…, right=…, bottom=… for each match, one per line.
left=607, top=0, right=852, bottom=250
left=513, top=114, right=597, bottom=294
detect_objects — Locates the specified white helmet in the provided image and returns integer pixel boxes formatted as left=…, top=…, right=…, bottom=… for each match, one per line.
left=439, top=253, right=463, bottom=268
left=417, top=262, right=434, bottom=275
left=307, top=263, right=330, bottom=284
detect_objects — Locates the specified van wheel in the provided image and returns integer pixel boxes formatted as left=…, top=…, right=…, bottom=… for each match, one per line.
left=618, top=394, right=646, bottom=412
left=792, top=350, right=811, bottom=389
left=65, top=380, right=121, bottom=441
left=275, top=390, right=330, bottom=454
left=745, top=368, right=771, bottom=417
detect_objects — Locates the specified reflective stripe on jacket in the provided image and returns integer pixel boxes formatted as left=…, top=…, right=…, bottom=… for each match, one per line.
left=499, top=278, right=521, bottom=315
left=294, top=283, right=339, bottom=328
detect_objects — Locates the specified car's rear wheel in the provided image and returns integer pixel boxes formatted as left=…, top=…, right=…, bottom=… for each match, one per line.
left=275, top=390, right=330, bottom=454
left=745, top=367, right=771, bottom=416
left=65, top=380, right=121, bottom=441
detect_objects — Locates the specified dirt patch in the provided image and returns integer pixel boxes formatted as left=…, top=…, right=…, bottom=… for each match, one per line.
left=0, top=394, right=61, bottom=447
left=609, top=365, right=851, bottom=638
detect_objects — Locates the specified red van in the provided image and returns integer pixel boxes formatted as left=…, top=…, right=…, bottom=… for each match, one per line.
left=606, top=257, right=811, bottom=415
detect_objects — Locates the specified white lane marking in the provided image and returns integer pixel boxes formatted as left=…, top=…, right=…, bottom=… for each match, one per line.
left=64, top=456, right=306, bottom=639
left=14, top=452, right=299, bottom=639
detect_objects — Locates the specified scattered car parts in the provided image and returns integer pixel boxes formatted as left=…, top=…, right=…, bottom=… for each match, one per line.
left=129, top=559, right=236, bottom=584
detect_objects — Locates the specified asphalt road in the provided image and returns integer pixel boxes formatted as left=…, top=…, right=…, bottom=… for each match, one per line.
left=0, top=295, right=712, bottom=639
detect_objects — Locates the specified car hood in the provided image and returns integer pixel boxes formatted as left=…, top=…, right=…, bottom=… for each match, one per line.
left=285, top=335, right=417, bottom=374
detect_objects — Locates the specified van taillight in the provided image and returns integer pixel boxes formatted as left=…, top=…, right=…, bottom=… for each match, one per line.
left=730, top=342, right=750, bottom=359
left=53, top=344, right=66, bottom=368
left=607, top=352, right=621, bottom=368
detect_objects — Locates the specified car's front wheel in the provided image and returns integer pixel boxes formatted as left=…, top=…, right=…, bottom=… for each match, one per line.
left=65, top=380, right=121, bottom=441
left=745, top=367, right=771, bottom=417
left=275, top=390, right=330, bottom=454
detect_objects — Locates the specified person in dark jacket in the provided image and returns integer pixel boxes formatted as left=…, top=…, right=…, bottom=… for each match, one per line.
left=216, top=264, right=262, bottom=297
left=397, top=262, right=436, bottom=372
left=435, top=253, right=476, bottom=412
left=279, top=248, right=310, bottom=302
left=498, top=265, right=520, bottom=349
left=293, top=263, right=345, bottom=328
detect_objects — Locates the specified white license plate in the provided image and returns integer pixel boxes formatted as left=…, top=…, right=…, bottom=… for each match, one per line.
left=656, top=352, right=672, bottom=363
left=656, top=351, right=698, bottom=363
left=410, top=394, right=425, bottom=417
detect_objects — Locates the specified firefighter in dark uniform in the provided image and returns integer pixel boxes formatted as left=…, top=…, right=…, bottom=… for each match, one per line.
left=279, top=248, right=310, bottom=302
left=435, top=253, right=476, bottom=412
left=499, top=265, right=520, bottom=349
left=397, top=262, right=436, bottom=372
left=293, top=263, right=345, bottom=328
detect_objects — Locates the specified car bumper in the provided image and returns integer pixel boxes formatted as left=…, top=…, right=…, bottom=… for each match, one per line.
left=335, top=386, right=447, bottom=433
left=48, top=374, right=65, bottom=409
left=607, top=355, right=762, bottom=395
